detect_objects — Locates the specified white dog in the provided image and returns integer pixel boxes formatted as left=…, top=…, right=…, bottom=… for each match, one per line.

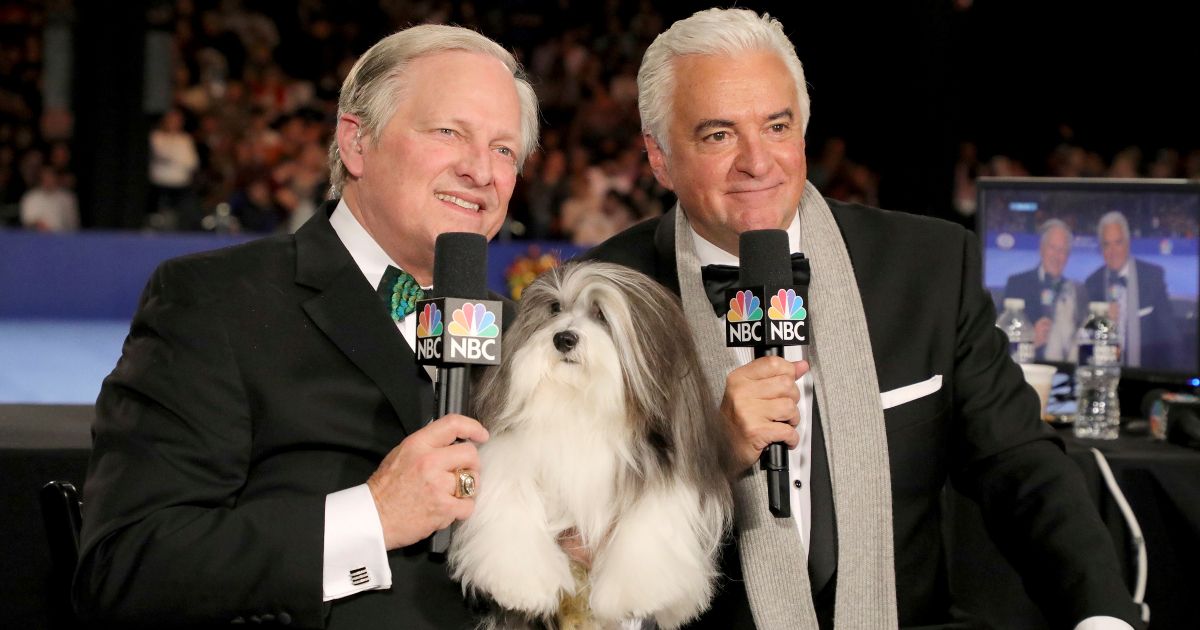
left=449, top=261, right=733, bottom=629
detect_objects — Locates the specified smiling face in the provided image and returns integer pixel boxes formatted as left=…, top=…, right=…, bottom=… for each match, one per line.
left=339, top=50, right=522, bottom=283
left=645, top=50, right=807, bottom=255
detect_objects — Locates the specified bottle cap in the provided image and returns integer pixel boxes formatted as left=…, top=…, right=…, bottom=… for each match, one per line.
left=1003, top=298, right=1025, bottom=310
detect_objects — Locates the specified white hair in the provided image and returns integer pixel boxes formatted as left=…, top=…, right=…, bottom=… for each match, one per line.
left=1039, top=218, right=1073, bottom=246
left=1097, top=211, right=1130, bottom=241
left=328, top=24, right=539, bottom=196
left=637, top=8, right=810, bottom=155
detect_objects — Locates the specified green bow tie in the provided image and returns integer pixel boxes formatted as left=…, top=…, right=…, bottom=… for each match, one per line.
left=377, top=265, right=425, bottom=320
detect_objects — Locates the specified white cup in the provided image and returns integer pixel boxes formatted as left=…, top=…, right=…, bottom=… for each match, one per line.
left=1019, top=363, right=1057, bottom=421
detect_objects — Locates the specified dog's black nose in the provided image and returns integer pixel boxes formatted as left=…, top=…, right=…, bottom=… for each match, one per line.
left=553, top=330, right=578, bottom=353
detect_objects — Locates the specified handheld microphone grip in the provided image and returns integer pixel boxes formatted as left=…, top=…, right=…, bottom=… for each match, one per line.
left=431, top=233, right=489, bottom=419
left=739, top=230, right=793, bottom=518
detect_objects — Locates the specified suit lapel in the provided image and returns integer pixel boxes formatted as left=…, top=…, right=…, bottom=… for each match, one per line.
left=294, top=202, right=432, bottom=438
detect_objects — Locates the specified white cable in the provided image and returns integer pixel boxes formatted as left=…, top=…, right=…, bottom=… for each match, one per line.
left=1090, top=447, right=1150, bottom=625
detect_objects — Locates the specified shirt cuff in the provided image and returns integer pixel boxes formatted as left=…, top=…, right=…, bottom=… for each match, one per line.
left=323, top=484, right=392, bottom=601
left=1074, top=616, right=1135, bottom=630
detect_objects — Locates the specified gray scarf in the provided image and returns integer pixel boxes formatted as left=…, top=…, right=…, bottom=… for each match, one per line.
left=673, top=182, right=897, bottom=629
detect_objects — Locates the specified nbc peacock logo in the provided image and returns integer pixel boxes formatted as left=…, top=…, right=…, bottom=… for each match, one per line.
left=727, top=290, right=763, bottom=322
left=417, top=303, right=443, bottom=338
left=448, top=303, right=500, bottom=338
left=768, top=289, right=807, bottom=321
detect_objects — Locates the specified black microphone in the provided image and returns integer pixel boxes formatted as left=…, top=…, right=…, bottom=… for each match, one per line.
left=417, top=231, right=501, bottom=417
left=726, top=230, right=810, bottom=518
left=416, top=233, right=502, bottom=554
left=416, top=233, right=503, bottom=419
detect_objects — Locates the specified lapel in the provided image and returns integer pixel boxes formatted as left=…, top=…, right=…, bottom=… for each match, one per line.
left=293, top=201, right=432, bottom=438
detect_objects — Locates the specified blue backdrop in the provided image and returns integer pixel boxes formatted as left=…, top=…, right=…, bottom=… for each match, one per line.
left=0, top=229, right=582, bottom=319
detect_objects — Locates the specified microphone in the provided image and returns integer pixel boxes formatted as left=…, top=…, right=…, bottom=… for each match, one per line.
left=725, top=230, right=810, bottom=518
left=416, top=233, right=502, bottom=553
left=415, top=233, right=502, bottom=418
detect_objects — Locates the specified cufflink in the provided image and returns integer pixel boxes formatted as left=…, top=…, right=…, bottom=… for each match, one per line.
left=350, top=566, right=370, bottom=586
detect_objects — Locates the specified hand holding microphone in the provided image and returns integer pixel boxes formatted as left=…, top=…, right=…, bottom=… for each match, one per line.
left=368, top=233, right=504, bottom=550
left=722, top=229, right=810, bottom=517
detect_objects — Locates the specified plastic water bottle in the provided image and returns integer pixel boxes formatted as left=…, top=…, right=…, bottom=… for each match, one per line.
left=1074, top=301, right=1122, bottom=439
left=997, top=298, right=1035, bottom=364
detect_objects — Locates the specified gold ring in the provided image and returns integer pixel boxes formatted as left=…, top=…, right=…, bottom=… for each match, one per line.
left=455, top=470, right=476, bottom=498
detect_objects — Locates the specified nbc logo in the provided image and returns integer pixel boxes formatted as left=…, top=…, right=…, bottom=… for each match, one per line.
left=448, top=303, right=500, bottom=338
left=727, top=290, right=764, bottom=322
left=768, top=289, right=807, bottom=321
left=417, top=303, right=443, bottom=338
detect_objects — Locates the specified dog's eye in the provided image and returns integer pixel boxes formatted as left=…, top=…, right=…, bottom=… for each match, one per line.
left=550, top=301, right=561, bottom=315
left=591, top=303, right=606, bottom=323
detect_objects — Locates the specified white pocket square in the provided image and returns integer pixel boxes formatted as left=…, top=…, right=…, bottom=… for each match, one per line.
left=1138, top=306, right=1154, bottom=317
left=880, top=375, right=943, bottom=410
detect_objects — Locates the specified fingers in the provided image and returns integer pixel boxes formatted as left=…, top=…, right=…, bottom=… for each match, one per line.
left=722, top=356, right=805, bottom=472
left=368, top=417, right=490, bottom=550
left=421, top=413, right=490, bottom=446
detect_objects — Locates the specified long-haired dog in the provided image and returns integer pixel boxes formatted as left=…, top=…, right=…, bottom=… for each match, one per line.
left=449, top=261, right=733, bottom=629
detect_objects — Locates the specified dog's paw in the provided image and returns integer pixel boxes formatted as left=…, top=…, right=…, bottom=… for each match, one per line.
left=586, top=487, right=722, bottom=628
left=452, top=521, right=574, bottom=615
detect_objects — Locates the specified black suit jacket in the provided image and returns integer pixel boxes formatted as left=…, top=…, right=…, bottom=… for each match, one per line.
left=75, top=203, right=490, bottom=628
left=584, top=200, right=1141, bottom=629
left=1084, top=260, right=1182, bottom=372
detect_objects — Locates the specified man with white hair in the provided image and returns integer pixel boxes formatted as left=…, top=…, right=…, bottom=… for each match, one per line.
left=586, top=8, right=1140, bottom=629
left=1003, top=219, right=1090, bottom=361
left=75, top=24, right=537, bottom=628
left=1085, top=210, right=1181, bottom=371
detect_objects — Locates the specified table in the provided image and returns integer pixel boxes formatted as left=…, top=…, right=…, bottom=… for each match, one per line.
left=4, top=406, right=1197, bottom=629
left=946, top=425, right=1200, bottom=629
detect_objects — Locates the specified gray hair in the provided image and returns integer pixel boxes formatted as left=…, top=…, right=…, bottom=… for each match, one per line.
left=1038, top=219, right=1073, bottom=246
left=327, top=24, right=539, bottom=196
left=1097, top=211, right=1130, bottom=241
left=637, top=8, right=810, bottom=156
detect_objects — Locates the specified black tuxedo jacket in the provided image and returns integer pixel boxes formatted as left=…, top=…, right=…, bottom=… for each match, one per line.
left=75, top=203, right=496, bottom=628
left=1084, top=260, right=1182, bottom=372
left=584, top=200, right=1140, bottom=629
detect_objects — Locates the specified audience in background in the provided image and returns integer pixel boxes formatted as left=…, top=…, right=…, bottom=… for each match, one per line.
left=19, top=163, right=77, bottom=231
left=1, top=1, right=1196, bottom=235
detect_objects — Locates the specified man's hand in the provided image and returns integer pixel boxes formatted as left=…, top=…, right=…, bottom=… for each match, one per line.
left=721, top=356, right=806, bottom=473
left=1034, top=316, right=1052, bottom=348
left=366, top=414, right=489, bottom=549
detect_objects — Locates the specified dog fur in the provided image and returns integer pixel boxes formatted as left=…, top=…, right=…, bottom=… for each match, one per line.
left=448, top=261, right=733, bottom=629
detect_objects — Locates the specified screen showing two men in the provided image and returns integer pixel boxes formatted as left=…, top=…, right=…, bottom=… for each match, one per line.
left=979, top=178, right=1200, bottom=377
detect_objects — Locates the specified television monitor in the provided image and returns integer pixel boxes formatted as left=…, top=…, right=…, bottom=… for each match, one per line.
left=977, top=177, right=1200, bottom=409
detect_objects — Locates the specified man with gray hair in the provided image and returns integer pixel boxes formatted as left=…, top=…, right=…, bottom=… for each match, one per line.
left=75, top=24, right=537, bottom=628
left=1003, top=219, right=1091, bottom=361
left=1085, top=210, right=1181, bottom=370
left=586, top=7, right=1140, bottom=630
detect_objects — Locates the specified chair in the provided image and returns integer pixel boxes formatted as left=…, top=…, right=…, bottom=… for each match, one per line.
left=40, top=480, right=83, bottom=629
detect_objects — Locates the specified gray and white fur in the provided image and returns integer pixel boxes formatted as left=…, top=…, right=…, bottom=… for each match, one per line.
left=449, top=261, right=733, bottom=629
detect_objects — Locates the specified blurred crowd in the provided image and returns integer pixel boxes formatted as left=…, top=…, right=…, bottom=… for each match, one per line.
left=1, top=1, right=1196, bottom=244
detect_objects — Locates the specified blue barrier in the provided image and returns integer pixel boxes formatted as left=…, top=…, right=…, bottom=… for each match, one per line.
left=0, top=229, right=581, bottom=319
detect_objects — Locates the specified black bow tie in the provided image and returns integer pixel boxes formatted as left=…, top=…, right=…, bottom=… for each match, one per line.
left=700, top=253, right=811, bottom=316
left=1108, top=275, right=1128, bottom=288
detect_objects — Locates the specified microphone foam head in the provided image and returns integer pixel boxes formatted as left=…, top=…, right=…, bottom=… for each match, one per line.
left=738, top=229, right=792, bottom=286
left=433, top=232, right=488, bottom=299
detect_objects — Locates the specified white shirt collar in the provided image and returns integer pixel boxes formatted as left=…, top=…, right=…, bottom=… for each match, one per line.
left=689, top=210, right=803, bottom=266
left=329, top=199, right=401, bottom=291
